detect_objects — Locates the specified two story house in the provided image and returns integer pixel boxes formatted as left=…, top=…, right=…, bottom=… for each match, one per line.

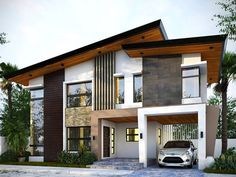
left=6, top=20, right=227, bottom=169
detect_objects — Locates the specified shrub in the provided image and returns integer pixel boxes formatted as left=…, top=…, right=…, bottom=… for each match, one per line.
left=210, top=148, right=236, bottom=170
left=0, top=150, right=18, bottom=162
left=22, top=151, right=31, bottom=161
left=57, top=151, right=79, bottom=164
left=79, top=151, right=97, bottom=165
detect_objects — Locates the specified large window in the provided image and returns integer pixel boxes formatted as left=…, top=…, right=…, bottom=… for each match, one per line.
left=126, top=128, right=139, bottom=142
left=67, top=127, right=91, bottom=151
left=182, top=67, right=200, bottom=98
left=115, top=77, right=124, bottom=104
left=133, top=74, right=142, bottom=102
left=67, top=81, right=92, bottom=108
left=30, top=88, right=44, bottom=156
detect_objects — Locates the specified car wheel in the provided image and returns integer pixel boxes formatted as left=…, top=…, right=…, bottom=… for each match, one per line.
left=158, top=164, right=164, bottom=168
left=187, top=164, right=193, bottom=168
left=193, top=159, right=197, bottom=165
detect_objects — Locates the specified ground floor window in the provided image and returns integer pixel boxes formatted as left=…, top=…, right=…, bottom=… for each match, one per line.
left=67, top=126, right=91, bottom=151
left=30, top=88, right=44, bottom=156
left=126, top=128, right=139, bottom=142
left=111, top=128, right=115, bottom=154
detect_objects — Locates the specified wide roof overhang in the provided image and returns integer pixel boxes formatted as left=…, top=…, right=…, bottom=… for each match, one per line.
left=6, top=20, right=167, bottom=85
left=122, top=34, right=227, bottom=83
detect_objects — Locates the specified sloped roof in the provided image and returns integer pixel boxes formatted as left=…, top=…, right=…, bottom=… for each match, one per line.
left=122, top=34, right=227, bottom=83
left=7, top=19, right=167, bottom=85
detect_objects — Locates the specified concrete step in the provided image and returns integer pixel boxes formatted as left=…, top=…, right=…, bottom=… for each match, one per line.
left=90, top=164, right=143, bottom=170
left=90, top=158, right=144, bottom=170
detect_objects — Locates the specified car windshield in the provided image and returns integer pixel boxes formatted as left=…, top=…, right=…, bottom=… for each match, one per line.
left=164, top=141, right=190, bottom=148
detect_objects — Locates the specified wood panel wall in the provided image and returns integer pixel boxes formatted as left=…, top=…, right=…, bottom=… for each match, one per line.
left=44, top=69, right=64, bottom=161
left=94, top=52, right=115, bottom=110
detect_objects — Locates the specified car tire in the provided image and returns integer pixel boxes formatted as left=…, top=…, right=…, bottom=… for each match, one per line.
left=187, top=164, right=193, bottom=168
left=158, top=164, right=164, bottom=168
left=193, top=159, right=197, bottom=165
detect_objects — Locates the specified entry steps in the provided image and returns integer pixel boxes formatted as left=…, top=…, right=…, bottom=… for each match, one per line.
left=90, top=158, right=156, bottom=170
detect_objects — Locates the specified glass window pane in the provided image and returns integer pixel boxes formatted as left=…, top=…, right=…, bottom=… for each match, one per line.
left=182, top=77, right=199, bottom=98
left=31, top=89, right=43, bottom=99
left=31, top=99, right=44, bottom=146
left=115, top=77, right=124, bottom=104
left=68, top=140, right=78, bottom=151
left=134, top=75, right=142, bottom=102
left=182, top=68, right=199, bottom=77
left=67, top=82, right=92, bottom=108
left=68, top=128, right=78, bottom=138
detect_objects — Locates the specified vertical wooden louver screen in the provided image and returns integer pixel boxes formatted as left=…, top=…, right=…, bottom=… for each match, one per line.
left=95, top=52, right=115, bottom=110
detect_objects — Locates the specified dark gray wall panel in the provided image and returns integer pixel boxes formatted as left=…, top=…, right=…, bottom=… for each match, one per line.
left=143, top=57, right=182, bottom=106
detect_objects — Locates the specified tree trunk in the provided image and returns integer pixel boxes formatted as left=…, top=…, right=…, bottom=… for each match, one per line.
left=221, top=86, right=228, bottom=154
left=7, top=83, right=13, bottom=119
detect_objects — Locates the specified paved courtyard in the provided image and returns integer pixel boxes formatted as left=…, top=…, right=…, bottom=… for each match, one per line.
left=0, top=165, right=235, bottom=177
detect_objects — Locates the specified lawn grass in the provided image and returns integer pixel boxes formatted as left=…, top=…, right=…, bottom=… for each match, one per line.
left=204, top=168, right=236, bottom=174
left=0, top=161, right=87, bottom=168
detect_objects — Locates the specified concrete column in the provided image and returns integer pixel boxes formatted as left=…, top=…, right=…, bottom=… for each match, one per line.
left=138, top=109, right=148, bottom=167
left=198, top=104, right=206, bottom=169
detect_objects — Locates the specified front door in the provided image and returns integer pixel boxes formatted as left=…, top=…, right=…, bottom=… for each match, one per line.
left=103, top=126, right=110, bottom=158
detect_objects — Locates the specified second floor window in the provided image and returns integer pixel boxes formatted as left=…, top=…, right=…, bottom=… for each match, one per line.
left=115, top=77, right=124, bottom=104
left=133, top=74, right=142, bottom=102
left=182, top=67, right=200, bottom=98
left=67, top=81, right=92, bottom=108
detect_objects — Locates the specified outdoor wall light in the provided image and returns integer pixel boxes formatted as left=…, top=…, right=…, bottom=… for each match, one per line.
left=140, top=133, right=143, bottom=139
left=200, top=131, right=204, bottom=138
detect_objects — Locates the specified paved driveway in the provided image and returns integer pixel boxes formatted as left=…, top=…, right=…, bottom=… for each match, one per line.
left=0, top=165, right=235, bottom=177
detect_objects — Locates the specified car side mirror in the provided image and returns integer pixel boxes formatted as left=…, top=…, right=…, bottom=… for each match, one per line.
left=193, top=147, right=197, bottom=151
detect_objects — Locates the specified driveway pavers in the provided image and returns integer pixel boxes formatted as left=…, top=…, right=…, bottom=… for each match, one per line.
left=0, top=165, right=236, bottom=177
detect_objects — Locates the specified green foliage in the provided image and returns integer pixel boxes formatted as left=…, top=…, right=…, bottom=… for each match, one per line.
left=213, top=0, right=236, bottom=41
left=0, top=150, right=18, bottom=162
left=79, top=151, right=97, bottom=165
left=58, top=146, right=97, bottom=165
left=210, top=148, right=236, bottom=170
left=0, top=32, right=8, bottom=45
left=0, top=85, right=30, bottom=156
left=208, top=92, right=236, bottom=138
left=57, top=151, right=79, bottom=164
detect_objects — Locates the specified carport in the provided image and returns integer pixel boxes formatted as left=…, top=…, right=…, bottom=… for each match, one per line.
left=138, top=104, right=219, bottom=170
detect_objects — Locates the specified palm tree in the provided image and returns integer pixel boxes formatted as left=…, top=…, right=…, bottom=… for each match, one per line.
left=0, top=62, right=18, bottom=120
left=214, top=52, right=236, bottom=153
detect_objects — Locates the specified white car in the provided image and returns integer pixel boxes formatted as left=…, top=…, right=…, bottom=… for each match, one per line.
left=158, top=140, right=197, bottom=168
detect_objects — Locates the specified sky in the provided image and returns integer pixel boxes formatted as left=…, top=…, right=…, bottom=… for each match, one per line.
left=0, top=0, right=236, bottom=99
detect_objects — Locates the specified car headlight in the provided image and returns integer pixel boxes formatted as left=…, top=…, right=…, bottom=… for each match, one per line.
left=183, top=151, right=190, bottom=156
left=159, top=150, right=165, bottom=155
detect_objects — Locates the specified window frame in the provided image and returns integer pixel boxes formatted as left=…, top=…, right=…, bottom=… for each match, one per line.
left=181, top=67, right=200, bottom=99
left=66, top=81, right=92, bottom=108
left=133, top=74, right=143, bottom=103
left=126, top=128, right=139, bottom=142
left=115, top=76, right=125, bottom=104
left=66, top=126, right=91, bottom=151
left=29, top=88, right=44, bottom=156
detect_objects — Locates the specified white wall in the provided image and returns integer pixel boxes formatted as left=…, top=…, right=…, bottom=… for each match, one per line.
left=147, top=122, right=162, bottom=159
left=116, top=122, right=159, bottom=158
left=0, top=137, right=7, bottom=155
left=115, top=50, right=142, bottom=109
left=65, top=59, right=94, bottom=82
left=29, top=76, right=44, bottom=86
left=116, top=122, right=139, bottom=158
left=214, top=139, right=236, bottom=158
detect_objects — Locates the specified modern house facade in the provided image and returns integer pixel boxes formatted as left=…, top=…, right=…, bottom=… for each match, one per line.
left=7, top=20, right=227, bottom=169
